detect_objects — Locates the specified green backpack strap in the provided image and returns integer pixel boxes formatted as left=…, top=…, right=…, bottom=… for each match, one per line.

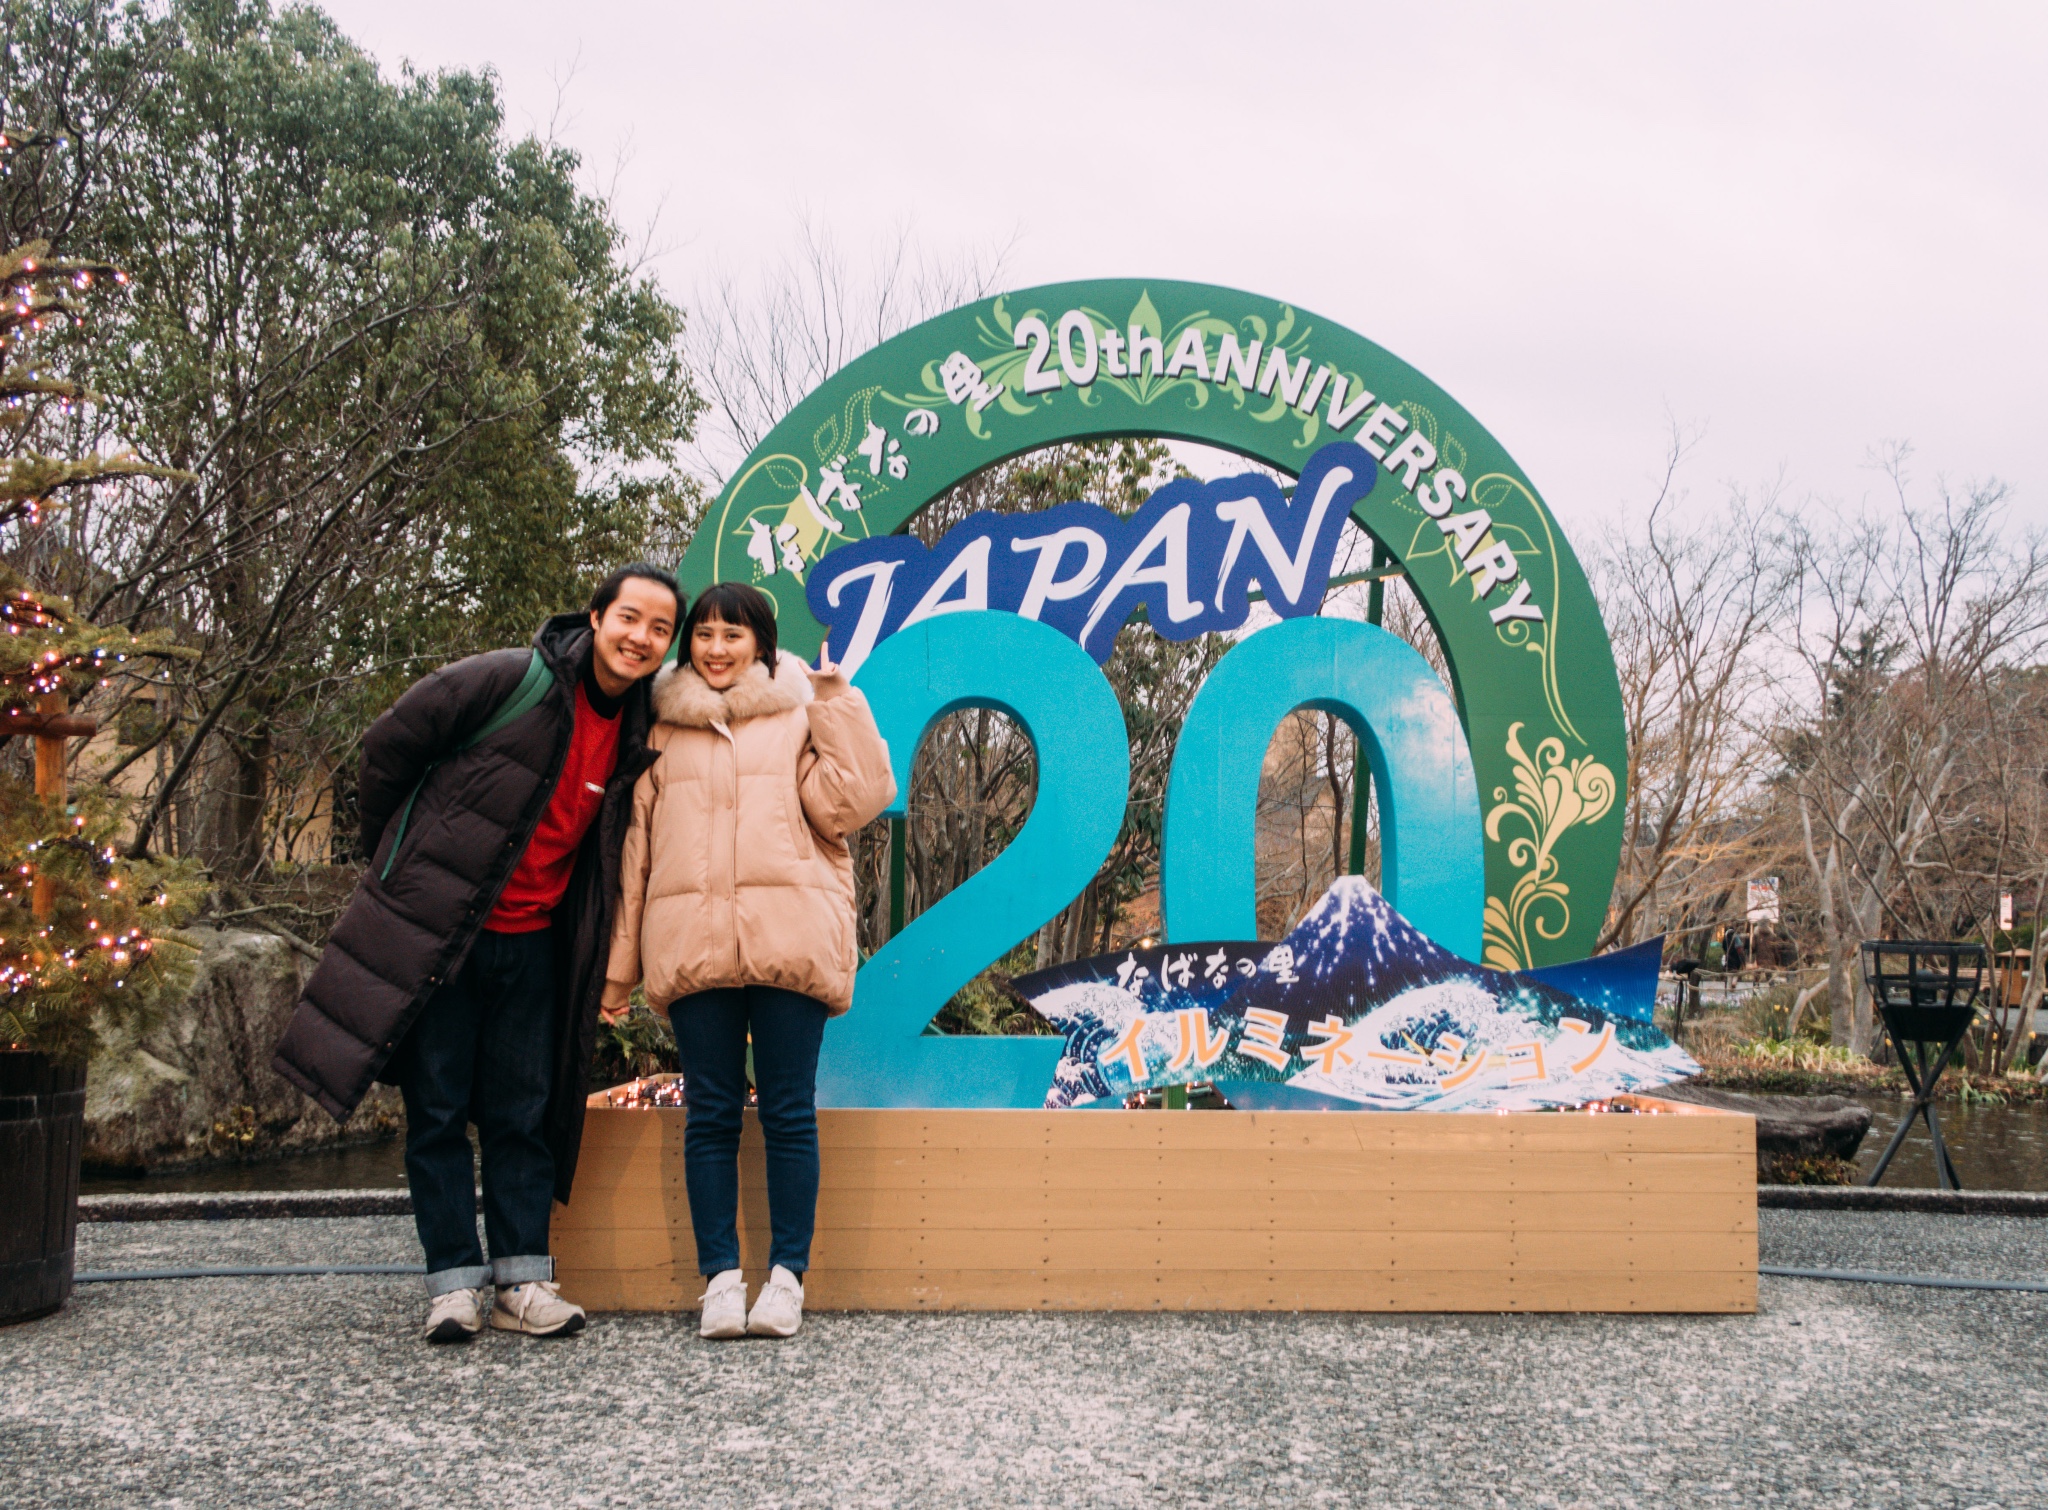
left=380, top=648, right=552, bottom=880
left=462, top=646, right=553, bottom=749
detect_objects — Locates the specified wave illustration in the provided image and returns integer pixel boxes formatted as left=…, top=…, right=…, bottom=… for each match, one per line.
left=1015, top=876, right=1696, bottom=1111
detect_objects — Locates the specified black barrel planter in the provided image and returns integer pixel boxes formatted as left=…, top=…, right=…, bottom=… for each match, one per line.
left=0, top=1052, right=86, bottom=1324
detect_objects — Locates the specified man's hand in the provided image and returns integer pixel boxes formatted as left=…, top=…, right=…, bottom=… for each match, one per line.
left=600, top=980, right=635, bottom=1025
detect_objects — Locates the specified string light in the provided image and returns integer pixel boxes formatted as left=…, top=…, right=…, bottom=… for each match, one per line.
left=0, top=822, right=173, bottom=1001
left=606, top=1076, right=688, bottom=1109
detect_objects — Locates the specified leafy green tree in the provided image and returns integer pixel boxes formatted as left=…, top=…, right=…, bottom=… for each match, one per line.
left=19, top=0, right=699, bottom=877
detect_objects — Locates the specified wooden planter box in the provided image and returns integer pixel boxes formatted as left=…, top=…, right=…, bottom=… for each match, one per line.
left=553, top=1091, right=1755, bottom=1314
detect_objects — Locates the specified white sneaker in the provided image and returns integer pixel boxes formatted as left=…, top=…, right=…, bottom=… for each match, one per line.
left=746, top=1265, right=805, bottom=1338
left=423, top=1286, right=487, bottom=1343
left=699, top=1268, right=747, bottom=1338
left=488, top=1280, right=586, bottom=1337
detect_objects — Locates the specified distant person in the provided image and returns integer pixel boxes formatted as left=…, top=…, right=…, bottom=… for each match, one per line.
left=604, top=582, right=894, bottom=1340
left=274, top=565, right=681, bottom=1343
left=1754, top=923, right=1788, bottom=969
left=1721, top=925, right=1747, bottom=972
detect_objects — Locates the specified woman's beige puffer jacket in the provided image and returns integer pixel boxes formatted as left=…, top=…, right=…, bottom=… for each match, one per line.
left=603, top=651, right=896, bottom=1016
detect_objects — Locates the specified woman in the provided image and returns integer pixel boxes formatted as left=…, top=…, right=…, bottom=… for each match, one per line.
left=602, top=581, right=895, bottom=1339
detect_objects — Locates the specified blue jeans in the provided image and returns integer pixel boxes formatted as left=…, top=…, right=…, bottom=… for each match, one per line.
left=671, top=985, right=829, bottom=1276
left=395, top=929, right=559, bottom=1296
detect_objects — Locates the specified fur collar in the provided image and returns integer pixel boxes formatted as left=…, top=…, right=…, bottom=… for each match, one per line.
left=652, top=650, right=810, bottom=728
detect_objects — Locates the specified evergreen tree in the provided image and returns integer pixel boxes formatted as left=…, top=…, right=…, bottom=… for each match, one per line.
left=0, top=138, right=197, bottom=1062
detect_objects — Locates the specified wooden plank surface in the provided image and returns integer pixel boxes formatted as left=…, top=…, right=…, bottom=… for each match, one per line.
left=562, top=1147, right=1756, bottom=1195
left=557, top=1265, right=1758, bottom=1314
left=578, top=1106, right=1753, bottom=1154
left=554, top=1104, right=1757, bottom=1315
left=556, top=1185, right=1755, bottom=1235
left=557, top=1222, right=1755, bottom=1274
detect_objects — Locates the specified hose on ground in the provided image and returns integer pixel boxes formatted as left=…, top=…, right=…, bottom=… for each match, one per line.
left=76, top=1263, right=426, bottom=1283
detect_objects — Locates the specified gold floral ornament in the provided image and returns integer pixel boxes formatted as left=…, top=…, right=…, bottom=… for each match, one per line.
left=1482, top=722, right=1616, bottom=970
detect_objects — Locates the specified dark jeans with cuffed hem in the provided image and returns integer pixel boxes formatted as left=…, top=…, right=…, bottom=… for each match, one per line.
left=670, top=984, right=829, bottom=1277
left=395, top=928, right=559, bottom=1297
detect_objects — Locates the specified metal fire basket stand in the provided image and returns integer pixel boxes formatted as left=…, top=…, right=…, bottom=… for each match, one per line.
left=1858, top=940, right=1989, bottom=1190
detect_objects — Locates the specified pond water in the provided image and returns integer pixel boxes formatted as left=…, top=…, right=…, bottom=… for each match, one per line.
left=75, top=1096, right=2048, bottom=1195
left=81, top=1137, right=407, bottom=1196
left=1849, top=1093, right=2048, bottom=1191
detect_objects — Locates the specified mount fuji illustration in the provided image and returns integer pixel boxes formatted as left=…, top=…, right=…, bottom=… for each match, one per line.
left=1013, top=876, right=1696, bottom=1112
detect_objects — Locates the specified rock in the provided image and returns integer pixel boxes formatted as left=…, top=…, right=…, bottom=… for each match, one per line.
left=1650, top=1082, right=1872, bottom=1164
left=83, top=928, right=401, bottom=1171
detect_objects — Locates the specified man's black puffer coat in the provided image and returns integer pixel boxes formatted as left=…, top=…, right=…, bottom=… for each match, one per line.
left=271, top=612, right=658, bottom=1200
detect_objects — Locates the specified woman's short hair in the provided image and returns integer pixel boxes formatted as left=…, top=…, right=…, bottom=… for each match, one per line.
left=589, top=562, right=682, bottom=620
left=685, top=581, right=779, bottom=666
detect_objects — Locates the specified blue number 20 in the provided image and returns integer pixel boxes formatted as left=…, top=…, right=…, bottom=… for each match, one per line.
left=820, top=611, right=1484, bottom=1107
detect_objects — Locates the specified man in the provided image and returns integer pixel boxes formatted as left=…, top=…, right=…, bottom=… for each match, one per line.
left=274, top=565, right=680, bottom=1342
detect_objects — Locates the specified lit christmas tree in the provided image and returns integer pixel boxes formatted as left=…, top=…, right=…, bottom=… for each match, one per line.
left=0, top=131, right=199, bottom=1063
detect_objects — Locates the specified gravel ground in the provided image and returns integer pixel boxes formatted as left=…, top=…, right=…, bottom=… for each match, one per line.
left=1762, top=1209, right=2048, bottom=1281
left=1, top=1211, right=2044, bottom=1509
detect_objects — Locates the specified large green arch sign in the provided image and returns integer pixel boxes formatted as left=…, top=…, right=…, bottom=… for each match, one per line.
left=677, top=279, right=1623, bottom=969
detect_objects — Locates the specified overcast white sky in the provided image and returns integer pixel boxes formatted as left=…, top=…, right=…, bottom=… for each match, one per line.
left=321, top=0, right=2046, bottom=539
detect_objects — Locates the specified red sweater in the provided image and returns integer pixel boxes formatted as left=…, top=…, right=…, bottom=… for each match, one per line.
left=485, top=675, right=623, bottom=933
